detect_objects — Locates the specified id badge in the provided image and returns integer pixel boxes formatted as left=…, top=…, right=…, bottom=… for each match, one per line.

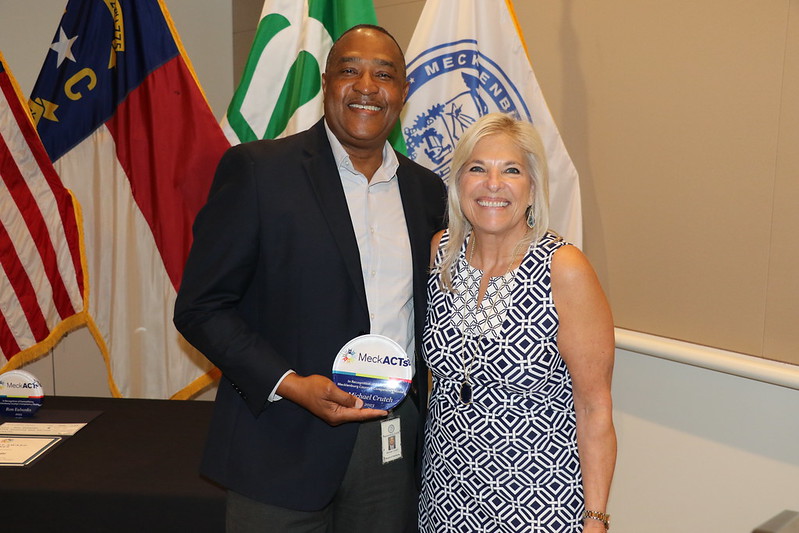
left=381, top=416, right=402, bottom=464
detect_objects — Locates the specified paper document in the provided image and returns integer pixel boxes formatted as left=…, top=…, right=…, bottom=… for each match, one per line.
left=0, top=436, right=61, bottom=466
left=0, top=422, right=87, bottom=436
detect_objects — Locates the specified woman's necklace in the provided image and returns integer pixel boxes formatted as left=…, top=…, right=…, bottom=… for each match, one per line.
left=457, top=234, right=522, bottom=405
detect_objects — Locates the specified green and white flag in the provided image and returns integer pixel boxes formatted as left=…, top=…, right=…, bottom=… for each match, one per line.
left=222, top=0, right=378, bottom=145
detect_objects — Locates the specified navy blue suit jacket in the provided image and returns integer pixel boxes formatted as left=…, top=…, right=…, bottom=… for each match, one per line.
left=174, top=119, right=447, bottom=510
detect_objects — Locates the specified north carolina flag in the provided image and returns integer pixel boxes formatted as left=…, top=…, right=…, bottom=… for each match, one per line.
left=401, top=0, right=583, bottom=246
left=29, top=0, right=229, bottom=398
left=0, top=51, right=88, bottom=370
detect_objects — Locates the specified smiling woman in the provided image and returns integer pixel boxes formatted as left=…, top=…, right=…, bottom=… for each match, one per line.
left=437, top=114, right=550, bottom=292
left=420, top=113, right=616, bottom=533
left=458, top=134, right=533, bottom=252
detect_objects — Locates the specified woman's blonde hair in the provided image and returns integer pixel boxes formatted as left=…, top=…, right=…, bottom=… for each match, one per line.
left=437, top=113, right=551, bottom=291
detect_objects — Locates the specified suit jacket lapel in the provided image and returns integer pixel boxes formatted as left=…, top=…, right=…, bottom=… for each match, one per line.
left=302, top=121, right=369, bottom=317
left=397, top=160, right=431, bottom=342
left=397, top=163, right=427, bottom=281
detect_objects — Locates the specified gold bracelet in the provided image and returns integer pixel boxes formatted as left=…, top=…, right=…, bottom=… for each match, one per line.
left=582, top=509, right=610, bottom=530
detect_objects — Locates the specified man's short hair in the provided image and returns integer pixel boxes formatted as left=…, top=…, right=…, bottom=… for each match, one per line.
left=325, top=24, right=406, bottom=76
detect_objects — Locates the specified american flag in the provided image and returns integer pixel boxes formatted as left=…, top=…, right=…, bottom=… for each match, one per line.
left=0, top=51, right=87, bottom=370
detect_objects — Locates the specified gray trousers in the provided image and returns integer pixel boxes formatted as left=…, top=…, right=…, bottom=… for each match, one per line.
left=226, top=398, right=419, bottom=533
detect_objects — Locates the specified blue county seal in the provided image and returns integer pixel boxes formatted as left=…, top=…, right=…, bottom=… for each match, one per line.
left=402, top=39, right=532, bottom=183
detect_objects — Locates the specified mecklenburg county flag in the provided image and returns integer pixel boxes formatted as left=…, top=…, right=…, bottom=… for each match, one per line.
left=401, top=0, right=583, bottom=247
left=0, top=51, right=88, bottom=370
left=29, top=0, right=229, bottom=399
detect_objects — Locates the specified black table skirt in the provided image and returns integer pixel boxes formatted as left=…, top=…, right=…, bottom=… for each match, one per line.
left=0, top=395, right=225, bottom=532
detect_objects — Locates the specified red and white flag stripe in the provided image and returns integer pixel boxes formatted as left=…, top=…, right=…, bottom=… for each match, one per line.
left=0, top=51, right=87, bottom=368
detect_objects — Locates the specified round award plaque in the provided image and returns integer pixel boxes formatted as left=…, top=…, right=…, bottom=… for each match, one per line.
left=332, top=334, right=412, bottom=410
left=0, top=369, right=44, bottom=418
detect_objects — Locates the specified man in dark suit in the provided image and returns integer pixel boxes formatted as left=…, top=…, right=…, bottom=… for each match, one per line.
left=174, top=25, right=447, bottom=532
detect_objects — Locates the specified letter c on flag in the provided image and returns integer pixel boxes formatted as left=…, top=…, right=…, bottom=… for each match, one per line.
left=65, top=68, right=97, bottom=100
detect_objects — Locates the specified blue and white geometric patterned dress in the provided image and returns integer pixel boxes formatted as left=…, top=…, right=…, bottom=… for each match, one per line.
left=419, top=230, right=585, bottom=532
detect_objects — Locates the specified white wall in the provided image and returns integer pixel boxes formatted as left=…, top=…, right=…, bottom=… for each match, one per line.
left=2, top=2, right=798, bottom=531
left=611, top=348, right=799, bottom=532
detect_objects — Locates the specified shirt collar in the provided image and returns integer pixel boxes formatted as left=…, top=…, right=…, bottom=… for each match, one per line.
left=324, top=119, right=399, bottom=184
